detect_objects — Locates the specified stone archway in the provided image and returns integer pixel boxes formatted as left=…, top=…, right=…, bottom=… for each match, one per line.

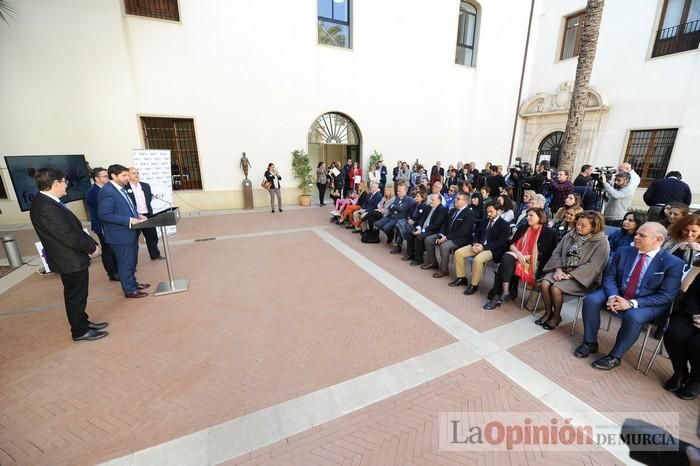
left=307, top=112, right=361, bottom=172
left=517, top=82, right=608, bottom=168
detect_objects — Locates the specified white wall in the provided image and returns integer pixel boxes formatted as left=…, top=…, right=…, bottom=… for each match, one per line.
left=0, top=0, right=533, bottom=224
left=523, top=0, right=700, bottom=201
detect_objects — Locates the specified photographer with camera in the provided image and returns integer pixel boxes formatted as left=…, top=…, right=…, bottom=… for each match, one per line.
left=523, top=162, right=549, bottom=195
left=601, top=172, right=635, bottom=226
left=574, top=164, right=593, bottom=187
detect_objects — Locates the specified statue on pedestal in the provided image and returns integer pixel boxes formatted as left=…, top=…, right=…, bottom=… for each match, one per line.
left=240, top=152, right=252, bottom=180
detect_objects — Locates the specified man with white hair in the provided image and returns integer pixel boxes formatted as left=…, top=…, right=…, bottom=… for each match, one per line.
left=576, top=222, right=683, bottom=370
left=617, top=162, right=640, bottom=191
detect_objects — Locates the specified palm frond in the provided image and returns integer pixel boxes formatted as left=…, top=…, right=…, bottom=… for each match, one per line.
left=0, top=0, right=17, bottom=24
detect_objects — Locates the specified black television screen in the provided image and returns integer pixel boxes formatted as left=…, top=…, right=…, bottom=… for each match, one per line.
left=5, top=154, right=92, bottom=212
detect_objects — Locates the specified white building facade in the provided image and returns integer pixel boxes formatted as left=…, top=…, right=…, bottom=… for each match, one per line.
left=0, top=0, right=697, bottom=224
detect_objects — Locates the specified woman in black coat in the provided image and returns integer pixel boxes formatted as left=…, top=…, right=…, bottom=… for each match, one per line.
left=484, top=208, right=558, bottom=309
left=663, top=273, right=700, bottom=400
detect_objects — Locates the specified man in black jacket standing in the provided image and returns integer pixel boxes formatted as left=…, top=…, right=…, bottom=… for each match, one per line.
left=29, top=168, right=109, bottom=342
left=127, top=167, right=165, bottom=261
left=643, top=171, right=693, bottom=221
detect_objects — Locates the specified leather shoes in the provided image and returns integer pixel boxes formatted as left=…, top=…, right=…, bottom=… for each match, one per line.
left=389, top=246, right=402, bottom=254
left=420, top=263, right=438, bottom=270
left=109, top=275, right=120, bottom=282
left=664, top=372, right=690, bottom=392
left=137, top=283, right=150, bottom=290
left=401, top=255, right=414, bottom=261
left=592, top=355, right=621, bottom=370
left=88, top=321, right=109, bottom=331
left=463, top=284, right=478, bottom=295
left=73, top=329, right=109, bottom=342
left=574, top=342, right=598, bottom=358
left=152, top=256, right=166, bottom=261
left=432, top=271, right=448, bottom=278
left=483, top=299, right=500, bottom=310
left=448, top=277, right=468, bottom=287
left=125, top=291, right=149, bottom=298
left=410, top=260, right=422, bottom=266
left=676, top=381, right=700, bottom=400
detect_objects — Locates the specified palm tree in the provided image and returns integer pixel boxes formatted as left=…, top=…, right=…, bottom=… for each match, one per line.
left=558, top=0, right=604, bottom=175
left=0, top=0, right=16, bottom=24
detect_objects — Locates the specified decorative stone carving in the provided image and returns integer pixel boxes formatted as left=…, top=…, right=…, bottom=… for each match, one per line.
left=520, top=82, right=606, bottom=116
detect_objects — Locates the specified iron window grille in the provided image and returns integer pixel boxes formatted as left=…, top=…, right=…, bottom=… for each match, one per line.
left=124, top=0, right=180, bottom=22
left=625, top=129, right=678, bottom=188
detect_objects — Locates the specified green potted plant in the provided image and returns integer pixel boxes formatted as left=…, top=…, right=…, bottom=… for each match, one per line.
left=291, top=149, right=313, bottom=206
left=369, top=150, right=383, bottom=169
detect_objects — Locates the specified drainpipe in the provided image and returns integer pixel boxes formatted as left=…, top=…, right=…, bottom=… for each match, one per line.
left=508, top=0, right=536, bottom=166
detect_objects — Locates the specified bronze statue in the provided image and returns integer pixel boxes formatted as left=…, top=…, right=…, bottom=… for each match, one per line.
left=240, top=152, right=252, bottom=180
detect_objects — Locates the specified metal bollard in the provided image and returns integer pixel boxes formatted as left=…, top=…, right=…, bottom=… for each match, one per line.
left=2, top=235, right=23, bottom=268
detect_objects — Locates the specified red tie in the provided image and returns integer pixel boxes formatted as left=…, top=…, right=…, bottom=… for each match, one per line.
left=623, top=253, right=647, bottom=300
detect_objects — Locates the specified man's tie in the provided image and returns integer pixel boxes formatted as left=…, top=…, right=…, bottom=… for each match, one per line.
left=121, top=187, right=138, bottom=217
left=449, top=210, right=459, bottom=229
left=484, top=220, right=493, bottom=246
left=623, top=253, right=647, bottom=300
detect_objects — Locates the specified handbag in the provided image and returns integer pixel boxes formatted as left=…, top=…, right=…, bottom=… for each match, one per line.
left=261, top=177, right=272, bottom=190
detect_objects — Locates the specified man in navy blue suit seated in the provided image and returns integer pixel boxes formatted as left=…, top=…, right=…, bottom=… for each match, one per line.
left=575, top=222, right=683, bottom=370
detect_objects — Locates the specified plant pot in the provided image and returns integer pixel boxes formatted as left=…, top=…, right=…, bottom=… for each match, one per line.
left=299, top=194, right=312, bottom=207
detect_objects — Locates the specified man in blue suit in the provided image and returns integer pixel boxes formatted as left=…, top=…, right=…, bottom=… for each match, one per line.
left=85, top=167, right=119, bottom=281
left=98, top=164, right=150, bottom=299
left=575, top=222, right=683, bottom=370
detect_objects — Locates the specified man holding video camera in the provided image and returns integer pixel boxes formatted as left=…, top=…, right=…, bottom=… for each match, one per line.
left=602, top=171, right=635, bottom=226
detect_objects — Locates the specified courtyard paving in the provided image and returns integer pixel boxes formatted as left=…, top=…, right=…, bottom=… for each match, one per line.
left=0, top=206, right=697, bottom=465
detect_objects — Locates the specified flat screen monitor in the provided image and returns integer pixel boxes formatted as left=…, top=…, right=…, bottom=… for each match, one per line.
left=4, top=154, right=92, bottom=212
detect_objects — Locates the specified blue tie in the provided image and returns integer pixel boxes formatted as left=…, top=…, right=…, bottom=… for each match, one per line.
left=120, top=187, right=138, bottom=217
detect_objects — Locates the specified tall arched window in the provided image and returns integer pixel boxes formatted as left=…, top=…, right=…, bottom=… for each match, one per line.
left=456, top=1, right=479, bottom=66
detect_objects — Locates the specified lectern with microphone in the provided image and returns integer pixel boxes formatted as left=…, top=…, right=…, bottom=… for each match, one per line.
left=133, top=207, right=189, bottom=296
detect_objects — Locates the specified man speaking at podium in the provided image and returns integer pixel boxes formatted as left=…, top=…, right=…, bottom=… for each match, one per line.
left=29, top=168, right=108, bottom=342
left=98, top=164, right=150, bottom=299
left=127, top=167, right=165, bottom=261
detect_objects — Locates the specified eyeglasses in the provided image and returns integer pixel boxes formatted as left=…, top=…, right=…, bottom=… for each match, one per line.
left=59, top=179, right=70, bottom=186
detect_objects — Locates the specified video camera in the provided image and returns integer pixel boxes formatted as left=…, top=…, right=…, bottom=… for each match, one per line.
left=511, top=157, right=533, bottom=177
left=590, top=166, right=616, bottom=181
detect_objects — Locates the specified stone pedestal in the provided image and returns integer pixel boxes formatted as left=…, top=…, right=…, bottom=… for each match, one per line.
left=242, top=180, right=254, bottom=210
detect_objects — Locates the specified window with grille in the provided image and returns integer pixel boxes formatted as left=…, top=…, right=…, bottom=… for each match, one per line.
left=140, top=117, right=202, bottom=190
left=625, top=129, right=678, bottom=188
left=561, top=11, right=584, bottom=60
left=455, top=1, right=479, bottom=66
left=318, top=0, right=351, bottom=48
left=125, top=0, right=180, bottom=22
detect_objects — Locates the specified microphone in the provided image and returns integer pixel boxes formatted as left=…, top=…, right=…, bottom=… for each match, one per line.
left=151, top=193, right=175, bottom=213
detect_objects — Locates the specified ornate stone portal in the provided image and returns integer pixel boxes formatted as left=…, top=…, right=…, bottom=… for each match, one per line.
left=517, top=82, right=608, bottom=168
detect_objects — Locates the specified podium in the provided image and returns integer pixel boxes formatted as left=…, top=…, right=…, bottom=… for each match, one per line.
left=133, top=207, right=189, bottom=296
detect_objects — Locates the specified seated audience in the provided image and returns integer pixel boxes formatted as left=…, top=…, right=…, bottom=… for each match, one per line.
left=375, top=183, right=416, bottom=250
left=515, top=190, right=537, bottom=222
left=449, top=202, right=510, bottom=295
left=497, top=195, right=515, bottom=223
left=552, top=206, right=584, bottom=242
left=361, top=186, right=394, bottom=233
left=576, top=222, right=683, bottom=370
left=445, top=170, right=462, bottom=193
left=421, top=193, right=475, bottom=278
left=549, top=193, right=581, bottom=226
left=484, top=208, right=558, bottom=309
left=663, top=213, right=700, bottom=266
left=411, top=193, right=449, bottom=266
left=480, top=186, right=495, bottom=206
left=351, top=182, right=383, bottom=233
left=460, top=180, right=473, bottom=195
left=664, top=273, right=700, bottom=400
left=514, top=194, right=546, bottom=230
left=537, top=211, right=610, bottom=330
left=403, top=190, right=432, bottom=262
left=608, top=211, right=645, bottom=259
left=395, top=189, right=429, bottom=255
left=338, top=183, right=367, bottom=225
left=470, top=192, right=485, bottom=222
left=660, top=202, right=690, bottom=228
left=444, top=185, right=458, bottom=209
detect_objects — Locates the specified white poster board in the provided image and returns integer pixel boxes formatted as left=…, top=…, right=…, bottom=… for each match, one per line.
left=35, top=241, right=50, bottom=272
left=132, top=149, right=176, bottom=235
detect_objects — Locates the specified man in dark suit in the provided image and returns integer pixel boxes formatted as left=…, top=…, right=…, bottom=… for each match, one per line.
left=422, top=192, right=475, bottom=278
left=576, top=222, right=684, bottom=370
left=411, top=193, right=449, bottom=266
left=643, top=171, right=693, bottom=221
left=375, top=183, right=416, bottom=246
left=485, top=166, right=506, bottom=199
left=29, top=168, right=108, bottom=341
left=98, top=164, right=150, bottom=299
left=450, top=202, right=511, bottom=294
left=127, top=167, right=165, bottom=261
left=85, top=167, right=119, bottom=281
left=377, top=161, right=388, bottom=193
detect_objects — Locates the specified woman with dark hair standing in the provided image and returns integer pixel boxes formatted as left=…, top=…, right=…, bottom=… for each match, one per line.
left=484, top=208, right=557, bottom=309
left=264, top=163, right=283, bottom=213
left=608, top=211, right=646, bottom=259
left=316, top=161, right=328, bottom=207
left=537, top=211, right=610, bottom=330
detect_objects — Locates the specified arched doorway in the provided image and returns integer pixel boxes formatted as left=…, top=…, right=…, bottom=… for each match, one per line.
left=537, top=131, right=564, bottom=169
left=307, top=112, right=361, bottom=171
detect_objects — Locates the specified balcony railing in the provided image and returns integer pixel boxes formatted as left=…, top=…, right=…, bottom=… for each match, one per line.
left=652, top=19, right=700, bottom=57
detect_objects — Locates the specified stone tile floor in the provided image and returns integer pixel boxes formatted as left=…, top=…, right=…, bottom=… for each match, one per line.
left=0, top=206, right=696, bottom=465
